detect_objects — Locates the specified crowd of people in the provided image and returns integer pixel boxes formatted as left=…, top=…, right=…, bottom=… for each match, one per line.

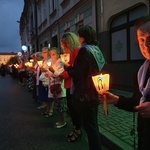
left=11, top=25, right=105, bottom=150
left=7, top=15, right=150, bottom=150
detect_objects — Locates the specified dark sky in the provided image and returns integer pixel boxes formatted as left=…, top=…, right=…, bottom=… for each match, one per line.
left=0, top=0, right=24, bottom=53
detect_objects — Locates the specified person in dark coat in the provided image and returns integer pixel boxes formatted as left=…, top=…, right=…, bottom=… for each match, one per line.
left=66, top=25, right=105, bottom=150
left=0, top=63, right=6, bottom=76
left=11, top=64, right=18, bottom=79
left=99, top=15, right=150, bottom=150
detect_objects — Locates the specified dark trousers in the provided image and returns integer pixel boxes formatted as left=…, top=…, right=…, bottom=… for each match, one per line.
left=66, top=88, right=81, bottom=130
left=32, top=76, right=38, bottom=100
left=18, top=71, right=26, bottom=83
left=138, top=114, right=150, bottom=150
left=74, top=101, right=102, bottom=150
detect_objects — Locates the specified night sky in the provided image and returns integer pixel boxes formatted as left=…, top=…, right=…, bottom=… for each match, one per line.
left=0, top=0, right=24, bottom=53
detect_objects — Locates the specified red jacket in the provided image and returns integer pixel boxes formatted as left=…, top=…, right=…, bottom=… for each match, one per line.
left=61, top=47, right=80, bottom=89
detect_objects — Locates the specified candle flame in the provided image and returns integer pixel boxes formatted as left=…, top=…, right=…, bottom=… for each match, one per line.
left=47, top=62, right=51, bottom=66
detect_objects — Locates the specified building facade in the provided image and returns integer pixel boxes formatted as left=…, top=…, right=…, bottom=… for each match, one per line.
left=0, top=52, right=17, bottom=65
left=19, top=0, right=150, bottom=91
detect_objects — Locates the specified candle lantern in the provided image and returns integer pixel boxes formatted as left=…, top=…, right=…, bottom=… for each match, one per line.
left=60, top=54, right=70, bottom=64
left=92, top=74, right=110, bottom=115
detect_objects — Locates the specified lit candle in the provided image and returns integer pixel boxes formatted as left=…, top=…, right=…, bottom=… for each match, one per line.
left=60, top=54, right=70, bottom=64
left=37, top=60, right=43, bottom=67
left=48, top=43, right=51, bottom=48
left=47, top=61, right=51, bottom=67
left=92, top=74, right=110, bottom=115
left=28, top=62, right=33, bottom=67
left=30, top=59, right=34, bottom=63
left=14, top=64, right=19, bottom=68
left=25, top=62, right=29, bottom=67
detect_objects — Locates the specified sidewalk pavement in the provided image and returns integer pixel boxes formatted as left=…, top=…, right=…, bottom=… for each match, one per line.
left=98, top=89, right=138, bottom=150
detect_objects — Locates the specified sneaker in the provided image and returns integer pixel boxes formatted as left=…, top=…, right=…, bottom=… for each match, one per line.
left=55, top=122, right=59, bottom=126
left=45, top=112, right=53, bottom=118
left=41, top=112, right=48, bottom=115
left=54, top=122, right=67, bottom=129
left=37, top=105, right=46, bottom=110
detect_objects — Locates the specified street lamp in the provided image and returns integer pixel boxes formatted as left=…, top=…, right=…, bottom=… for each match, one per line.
left=22, top=45, right=28, bottom=52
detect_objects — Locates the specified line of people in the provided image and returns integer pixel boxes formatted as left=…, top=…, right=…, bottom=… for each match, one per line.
left=25, top=26, right=105, bottom=150
left=19, top=15, right=150, bottom=150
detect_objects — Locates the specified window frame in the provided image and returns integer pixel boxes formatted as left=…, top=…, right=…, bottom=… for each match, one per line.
left=110, top=5, right=147, bottom=62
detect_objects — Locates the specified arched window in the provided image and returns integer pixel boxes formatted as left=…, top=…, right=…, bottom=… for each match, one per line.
left=110, top=4, right=147, bottom=61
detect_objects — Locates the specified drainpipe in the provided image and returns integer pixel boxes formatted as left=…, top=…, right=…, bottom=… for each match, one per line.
left=94, top=0, right=99, bottom=40
left=149, top=0, right=150, bottom=14
left=34, top=0, right=39, bottom=52
left=95, top=0, right=103, bottom=39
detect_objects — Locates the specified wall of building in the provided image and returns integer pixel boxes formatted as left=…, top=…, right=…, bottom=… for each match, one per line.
left=98, top=0, right=150, bottom=31
left=19, top=0, right=150, bottom=91
left=98, top=0, right=150, bottom=91
left=0, top=53, right=16, bottom=65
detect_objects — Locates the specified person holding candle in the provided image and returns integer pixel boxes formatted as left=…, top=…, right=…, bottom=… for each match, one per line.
left=37, top=47, right=51, bottom=115
left=29, top=52, right=43, bottom=101
left=66, top=26, right=105, bottom=150
left=18, top=59, right=26, bottom=86
left=45, top=47, right=67, bottom=128
left=99, top=15, right=150, bottom=150
left=60, top=32, right=81, bottom=141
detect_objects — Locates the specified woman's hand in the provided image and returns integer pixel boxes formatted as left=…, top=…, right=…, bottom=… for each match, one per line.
left=44, top=72, right=49, bottom=78
left=40, top=67, right=47, bottom=72
left=64, top=62, right=70, bottom=67
left=98, top=91, right=119, bottom=105
left=49, top=66, right=55, bottom=73
left=135, top=102, right=150, bottom=118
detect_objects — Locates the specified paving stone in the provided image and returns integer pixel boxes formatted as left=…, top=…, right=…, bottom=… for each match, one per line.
left=98, top=92, right=138, bottom=150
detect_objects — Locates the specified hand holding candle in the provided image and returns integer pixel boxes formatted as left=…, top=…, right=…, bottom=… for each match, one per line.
left=37, top=60, right=43, bottom=67
left=47, top=61, right=51, bottom=67
left=30, top=59, right=34, bottom=63
left=60, top=54, right=70, bottom=65
left=92, top=74, right=110, bottom=115
left=14, top=64, right=19, bottom=69
left=25, top=61, right=33, bottom=67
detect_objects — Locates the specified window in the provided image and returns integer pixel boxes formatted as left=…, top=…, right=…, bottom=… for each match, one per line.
left=64, top=22, right=70, bottom=32
left=110, top=5, right=147, bottom=61
left=75, top=21, right=83, bottom=34
left=42, top=0, right=46, bottom=21
left=51, top=35, right=58, bottom=47
left=37, top=4, right=42, bottom=26
left=44, top=41, right=48, bottom=47
left=40, top=44, right=43, bottom=51
left=112, top=29, right=127, bottom=61
left=50, top=0, right=56, bottom=14
left=52, top=0, right=56, bottom=11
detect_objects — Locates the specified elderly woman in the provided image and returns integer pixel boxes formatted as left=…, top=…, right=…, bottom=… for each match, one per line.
left=37, top=47, right=52, bottom=116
